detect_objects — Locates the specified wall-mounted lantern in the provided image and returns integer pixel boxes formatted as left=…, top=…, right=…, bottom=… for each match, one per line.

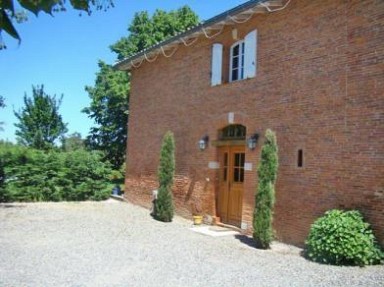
left=199, top=135, right=209, bottom=151
left=247, top=133, right=259, bottom=150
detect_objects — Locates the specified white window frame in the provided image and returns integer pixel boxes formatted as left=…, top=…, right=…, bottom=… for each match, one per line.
left=229, top=40, right=245, bottom=82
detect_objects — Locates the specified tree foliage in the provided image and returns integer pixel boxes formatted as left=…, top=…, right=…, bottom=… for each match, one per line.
left=153, top=131, right=175, bottom=222
left=253, top=129, right=279, bottom=249
left=84, top=7, right=199, bottom=168
left=83, top=61, right=129, bottom=169
left=0, top=141, right=112, bottom=202
left=14, top=85, right=68, bottom=150
left=0, top=0, right=114, bottom=49
left=61, top=132, right=84, bottom=152
left=111, top=6, right=199, bottom=60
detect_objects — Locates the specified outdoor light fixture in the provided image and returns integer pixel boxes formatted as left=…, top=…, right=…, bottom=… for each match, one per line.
left=199, top=135, right=209, bottom=151
left=247, top=133, right=259, bottom=150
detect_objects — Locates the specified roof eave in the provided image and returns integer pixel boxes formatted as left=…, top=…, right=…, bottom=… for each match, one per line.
left=114, top=0, right=284, bottom=71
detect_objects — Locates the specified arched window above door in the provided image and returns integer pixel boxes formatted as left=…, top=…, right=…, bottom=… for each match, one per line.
left=219, top=124, right=246, bottom=140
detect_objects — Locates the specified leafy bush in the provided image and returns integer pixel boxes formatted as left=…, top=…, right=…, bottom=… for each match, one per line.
left=305, top=209, right=383, bottom=266
left=0, top=142, right=113, bottom=202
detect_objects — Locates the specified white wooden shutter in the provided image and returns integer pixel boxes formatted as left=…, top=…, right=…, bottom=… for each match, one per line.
left=244, top=29, right=257, bottom=79
left=211, top=43, right=223, bottom=86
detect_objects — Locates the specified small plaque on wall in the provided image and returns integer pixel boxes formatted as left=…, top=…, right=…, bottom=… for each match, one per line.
left=228, top=112, right=234, bottom=124
left=208, top=161, right=220, bottom=169
left=244, top=163, right=253, bottom=171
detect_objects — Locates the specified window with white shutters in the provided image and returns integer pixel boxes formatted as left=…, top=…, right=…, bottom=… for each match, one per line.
left=211, top=29, right=257, bottom=85
left=229, top=29, right=257, bottom=82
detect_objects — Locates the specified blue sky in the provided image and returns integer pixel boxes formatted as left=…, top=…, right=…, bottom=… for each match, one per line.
left=0, top=0, right=247, bottom=142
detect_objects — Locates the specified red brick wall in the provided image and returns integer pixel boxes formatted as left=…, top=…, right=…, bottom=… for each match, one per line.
left=125, top=0, right=384, bottom=247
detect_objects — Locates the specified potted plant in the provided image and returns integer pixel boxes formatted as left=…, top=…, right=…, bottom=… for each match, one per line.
left=191, top=197, right=203, bottom=225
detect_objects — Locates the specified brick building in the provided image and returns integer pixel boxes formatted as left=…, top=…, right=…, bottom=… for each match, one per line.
left=116, top=0, right=384, bottom=247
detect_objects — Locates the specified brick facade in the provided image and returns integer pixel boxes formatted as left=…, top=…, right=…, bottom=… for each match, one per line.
left=124, top=0, right=384, bottom=247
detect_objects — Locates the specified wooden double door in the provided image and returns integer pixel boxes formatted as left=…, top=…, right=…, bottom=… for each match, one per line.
left=217, top=146, right=245, bottom=227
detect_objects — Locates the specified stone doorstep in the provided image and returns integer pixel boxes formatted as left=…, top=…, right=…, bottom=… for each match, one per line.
left=214, top=221, right=242, bottom=233
left=190, top=225, right=240, bottom=237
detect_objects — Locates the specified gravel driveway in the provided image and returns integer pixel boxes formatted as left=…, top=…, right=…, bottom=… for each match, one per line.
left=0, top=200, right=383, bottom=287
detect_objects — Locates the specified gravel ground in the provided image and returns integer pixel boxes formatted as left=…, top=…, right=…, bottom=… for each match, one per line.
left=0, top=200, right=383, bottom=287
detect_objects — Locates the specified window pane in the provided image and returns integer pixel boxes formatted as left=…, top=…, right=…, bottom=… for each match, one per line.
left=235, top=153, right=240, bottom=167
left=233, top=44, right=239, bottom=56
left=240, top=54, right=245, bottom=79
left=232, top=56, right=239, bottom=69
left=234, top=168, right=239, bottom=182
left=240, top=153, right=245, bottom=166
left=220, top=125, right=246, bottom=140
left=232, top=70, right=238, bottom=81
left=239, top=168, right=244, bottom=182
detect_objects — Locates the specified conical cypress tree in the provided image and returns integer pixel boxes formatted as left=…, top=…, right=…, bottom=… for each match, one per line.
left=253, top=129, right=279, bottom=249
left=154, top=131, right=175, bottom=222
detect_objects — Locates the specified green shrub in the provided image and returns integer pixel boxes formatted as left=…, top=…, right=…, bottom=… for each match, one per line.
left=0, top=142, right=113, bottom=202
left=305, top=209, right=383, bottom=266
left=253, top=129, right=279, bottom=249
left=154, top=131, right=175, bottom=222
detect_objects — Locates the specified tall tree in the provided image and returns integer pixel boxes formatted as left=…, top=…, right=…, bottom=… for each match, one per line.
left=84, top=6, right=199, bottom=168
left=14, top=85, right=68, bottom=150
left=111, top=6, right=199, bottom=60
left=253, top=129, right=279, bottom=249
left=154, top=131, right=175, bottom=222
left=0, top=0, right=114, bottom=49
left=83, top=61, right=129, bottom=168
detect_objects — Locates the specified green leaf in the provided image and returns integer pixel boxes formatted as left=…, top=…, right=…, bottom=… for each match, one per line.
left=2, top=0, right=15, bottom=14
left=18, top=0, right=42, bottom=15
left=70, top=0, right=89, bottom=12
left=0, top=9, right=20, bottom=41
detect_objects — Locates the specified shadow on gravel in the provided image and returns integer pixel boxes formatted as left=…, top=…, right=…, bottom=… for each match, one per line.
left=234, top=234, right=258, bottom=248
left=0, top=204, right=25, bottom=209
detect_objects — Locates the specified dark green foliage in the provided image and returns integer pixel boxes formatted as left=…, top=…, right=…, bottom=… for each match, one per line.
left=305, top=210, right=384, bottom=266
left=0, top=142, right=112, bottom=202
left=83, top=61, right=129, bottom=169
left=0, top=0, right=114, bottom=49
left=253, top=181, right=275, bottom=247
left=14, top=85, right=68, bottom=150
left=154, top=131, right=175, bottom=222
left=154, top=185, right=174, bottom=222
left=257, top=129, right=278, bottom=185
left=111, top=6, right=199, bottom=60
left=0, top=151, right=8, bottom=202
left=253, top=129, right=279, bottom=249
